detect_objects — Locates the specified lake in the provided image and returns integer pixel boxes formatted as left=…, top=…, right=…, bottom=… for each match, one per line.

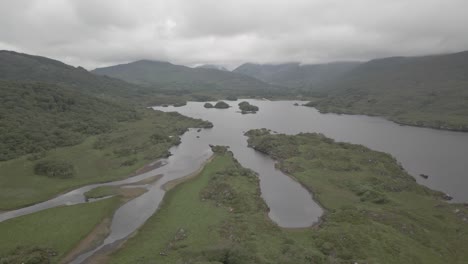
left=2, top=99, right=467, bottom=263
left=156, top=99, right=468, bottom=204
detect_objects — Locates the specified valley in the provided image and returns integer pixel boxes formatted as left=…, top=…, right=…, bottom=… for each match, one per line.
left=1, top=47, right=468, bottom=264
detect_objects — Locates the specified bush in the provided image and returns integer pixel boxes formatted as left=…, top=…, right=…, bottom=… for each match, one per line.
left=238, top=101, right=259, bottom=113
left=34, top=160, right=75, bottom=179
left=204, top=103, right=214, bottom=108
left=214, top=101, right=230, bottom=109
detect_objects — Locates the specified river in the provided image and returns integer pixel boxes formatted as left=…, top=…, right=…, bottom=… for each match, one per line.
left=1, top=99, right=467, bottom=263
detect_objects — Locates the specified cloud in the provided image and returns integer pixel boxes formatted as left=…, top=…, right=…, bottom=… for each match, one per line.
left=0, top=0, right=467, bottom=69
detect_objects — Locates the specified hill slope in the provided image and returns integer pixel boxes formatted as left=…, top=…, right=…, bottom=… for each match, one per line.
left=233, top=62, right=360, bottom=90
left=311, top=51, right=468, bottom=130
left=92, top=60, right=281, bottom=96
left=0, top=50, right=143, bottom=100
left=0, top=80, right=139, bottom=161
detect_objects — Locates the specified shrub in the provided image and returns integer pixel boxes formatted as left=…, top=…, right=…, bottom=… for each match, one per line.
left=214, top=101, right=230, bottom=109
left=34, top=160, right=75, bottom=179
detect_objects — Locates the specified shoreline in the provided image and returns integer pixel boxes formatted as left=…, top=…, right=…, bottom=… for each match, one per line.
left=311, top=106, right=468, bottom=133
left=61, top=183, right=156, bottom=264
left=78, top=154, right=215, bottom=264
left=162, top=154, right=215, bottom=191
left=0, top=158, right=168, bottom=212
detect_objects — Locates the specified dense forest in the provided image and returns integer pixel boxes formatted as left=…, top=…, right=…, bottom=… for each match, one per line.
left=0, top=81, right=139, bottom=161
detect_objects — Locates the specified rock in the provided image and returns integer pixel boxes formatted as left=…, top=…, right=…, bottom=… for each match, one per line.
left=442, top=193, right=453, bottom=201
left=419, top=173, right=429, bottom=179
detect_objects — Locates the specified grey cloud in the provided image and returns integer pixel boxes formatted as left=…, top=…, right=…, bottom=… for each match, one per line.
left=0, top=0, right=467, bottom=69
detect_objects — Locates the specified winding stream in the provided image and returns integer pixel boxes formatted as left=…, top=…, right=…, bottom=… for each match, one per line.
left=1, top=100, right=468, bottom=263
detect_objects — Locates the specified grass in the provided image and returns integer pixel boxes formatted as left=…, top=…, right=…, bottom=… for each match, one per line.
left=0, top=110, right=211, bottom=210
left=246, top=129, right=468, bottom=263
left=0, top=197, right=120, bottom=263
left=109, top=152, right=325, bottom=264
left=106, top=133, right=468, bottom=263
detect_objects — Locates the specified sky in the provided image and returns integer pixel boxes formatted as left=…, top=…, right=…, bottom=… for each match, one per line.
left=0, top=0, right=467, bottom=70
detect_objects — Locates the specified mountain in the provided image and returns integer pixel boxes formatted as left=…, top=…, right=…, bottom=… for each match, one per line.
left=92, top=60, right=281, bottom=96
left=196, top=64, right=229, bottom=71
left=233, top=61, right=360, bottom=90
left=311, top=51, right=468, bottom=131
left=0, top=50, right=144, bottom=100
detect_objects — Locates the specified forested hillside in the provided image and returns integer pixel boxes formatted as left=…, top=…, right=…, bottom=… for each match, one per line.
left=0, top=81, right=139, bottom=161
left=0, top=50, right=144, bottom=100
left=93, top=60, right=283, bottom=97
left=310, top=51, right=468, bottom=130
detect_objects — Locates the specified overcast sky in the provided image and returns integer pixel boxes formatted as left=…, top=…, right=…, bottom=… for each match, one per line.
left=1, top=0, right=467, bottom=69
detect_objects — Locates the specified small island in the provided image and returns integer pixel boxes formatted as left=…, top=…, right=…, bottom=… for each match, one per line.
left=214, top=101, right=230, bottom=109
left=204, top=102, right=214, bottom=108
left=238, top=101, right=259, bottom=114
left=225, top=95, right=238, bottom=101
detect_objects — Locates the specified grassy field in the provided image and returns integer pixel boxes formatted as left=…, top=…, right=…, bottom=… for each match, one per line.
left=0, top=110, right=211, bottom=210
left=0, top=197, right=120, bottom=263
left=246, top=129, right=468, bottom=263
left=109, top=151, right=328, bottom=264
left=108, top=133, right=468, bottom=264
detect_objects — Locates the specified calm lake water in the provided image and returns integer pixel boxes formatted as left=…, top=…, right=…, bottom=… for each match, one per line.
left=2, top=99, right=467, bottom=263
left=156, top=100, right=468, bottom=203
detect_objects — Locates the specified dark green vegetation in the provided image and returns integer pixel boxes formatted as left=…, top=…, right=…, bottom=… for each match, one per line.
left=92, top=60, right=286, bottom=98
left=110, top=140, right=468, bottom=264
left=214, top=101, right=230, bottom=109
left=0, top=50, right=144, bottom=100
left=33, top=160, right=75, bottom=179
left=233, top=62, right=360, bottom=91
left=109, top=152, right=325, bottom=264
left=0, top=110, right=211, bottom=210
left=204, top=102, right=214, bottom=108
left=246, top=129, right=468, bottom=263
left=0, top=50, right=213, bottom=210
left=0, top=81, right=138, bottom=161
left=0, top=197, right=120, bottom=263
left=238, top=101, right=259, bottom=114
left=307, top=51, right=468, bottom=131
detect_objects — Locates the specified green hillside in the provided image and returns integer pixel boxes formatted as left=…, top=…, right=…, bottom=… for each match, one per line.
left=92, top=60, right=284, bottom=97
left=0, top=80, right=139, bottom=161
left=0, top=51, right=213, bottom=209
left=233, top=62, right=360, bottom=91
left=0, top=50, right=144, bottom=100
left=310, top=51, right=468, bottom=131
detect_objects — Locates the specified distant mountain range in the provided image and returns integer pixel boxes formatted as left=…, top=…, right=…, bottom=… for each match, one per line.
left=0, top=50, right=144, bottom=100
left=1, top=49, right=467, bottom=131
left=196, top=64, right=229, bottom=71
left=233, top=61, right=360, bottom=90
left=92, top=60, right=281, bottom=96
left=311, top=51, right=468, bottom=130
